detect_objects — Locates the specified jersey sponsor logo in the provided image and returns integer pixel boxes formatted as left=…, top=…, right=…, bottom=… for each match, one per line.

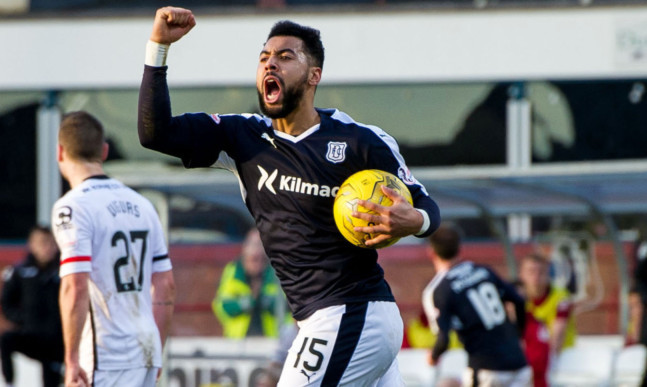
left=326, top=141, right=347, bottom=163
left=257, top=165, right=340, bottom=198
left=257, top=165, right=278, bottom=194
left=397, top=166, right=416, bottom=185
left=54, top=206, right=73, bottom=229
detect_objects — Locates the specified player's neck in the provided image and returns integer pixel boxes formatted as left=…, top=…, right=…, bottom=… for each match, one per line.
left=271, top=105, right=320, bottom=137
left=437, top=257, right=462, bottom=272
left=64, top=161, right=106, bottom=189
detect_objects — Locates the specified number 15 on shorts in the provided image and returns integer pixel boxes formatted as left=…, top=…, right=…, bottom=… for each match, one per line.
left=293, top=337, right=328, bottom=382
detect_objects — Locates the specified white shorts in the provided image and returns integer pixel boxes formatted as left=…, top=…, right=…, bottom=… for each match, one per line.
left=92, top=367, right=159, bottom=387
left=278, top=301, right=404, bottom=387
left=463, top=365, right=532, bottom=387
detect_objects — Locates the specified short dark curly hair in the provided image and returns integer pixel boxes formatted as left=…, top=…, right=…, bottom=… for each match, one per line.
left=267, top=20, right=325, bottom=69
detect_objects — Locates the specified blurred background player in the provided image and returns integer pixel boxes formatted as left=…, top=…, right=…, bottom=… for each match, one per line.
left=0, top=225, right=63, bottom=387
left=53, top=111, right=175, bottom=387
left=423, top=224, right=530, bottom=387
left=511, top=279, right=551, bottom=387
left=212, top=228, right=287, bottom=338
left=138, top=6, right=440, bottom=385
left=518, top=253, right=576, bottom=367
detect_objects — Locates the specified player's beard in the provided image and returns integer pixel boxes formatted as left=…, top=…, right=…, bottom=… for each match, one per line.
left=257, top=73, right=308, bottom=119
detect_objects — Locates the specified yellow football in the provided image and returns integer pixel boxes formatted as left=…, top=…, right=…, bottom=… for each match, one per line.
left=333, top=169, right=413, bottom=249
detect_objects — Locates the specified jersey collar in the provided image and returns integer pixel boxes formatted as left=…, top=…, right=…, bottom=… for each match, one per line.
left=273, top=123, right=320, bottom=143
left=83, top=175, right=110, bottom=181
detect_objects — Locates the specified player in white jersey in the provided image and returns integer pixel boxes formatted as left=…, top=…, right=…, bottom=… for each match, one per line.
left=52, top=111, right=176, bottom=387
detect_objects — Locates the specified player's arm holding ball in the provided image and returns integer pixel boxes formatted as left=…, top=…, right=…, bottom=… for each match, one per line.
left=354, top=186, right=428, bottom=247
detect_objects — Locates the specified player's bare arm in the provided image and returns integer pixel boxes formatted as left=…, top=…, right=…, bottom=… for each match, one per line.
left=430, top=328, right=450, bottom=365
left=150, top=6, right=196, bottom=45
left=59, top=273, right=91, bottom=387
left=353, top=185, right=424, bottom=247
left=152, top=270, right=176, bottom=349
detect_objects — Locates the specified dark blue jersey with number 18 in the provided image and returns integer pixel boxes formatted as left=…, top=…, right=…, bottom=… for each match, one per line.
left=423, top=261, right=527, bottom=371
left=138, top=65, right=441, bottom=320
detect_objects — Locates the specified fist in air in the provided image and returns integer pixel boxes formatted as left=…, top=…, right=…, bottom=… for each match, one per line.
left=150, top=6, right=196, bottom=45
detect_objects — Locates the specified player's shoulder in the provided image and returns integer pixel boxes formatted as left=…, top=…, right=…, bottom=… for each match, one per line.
left=323, top=109, right=388, bottom=134
left=453, top=260, right=495, bottom=275
left=426, top=269, right=452, bottom=297
left=211, top=112, right=272, bottom=129
left=444, top=261, right=498, bottom=291
left=54, top=183, right=85, bottom=204
left=52, top=187, right=86, bottom=222
left=472, top=262, right=501, bottom=281
left=447, top=260, right=476, bottom=277
left=118, top=182, right=161, bottom=216
left=322, top=109, right=398, bottom=152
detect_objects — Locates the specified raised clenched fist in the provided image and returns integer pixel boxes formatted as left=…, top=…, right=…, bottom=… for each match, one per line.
left=150, top=6, right=196, bottom=45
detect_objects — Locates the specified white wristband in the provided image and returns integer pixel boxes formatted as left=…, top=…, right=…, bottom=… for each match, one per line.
left=415, top=209, right=431, bottom=236
left=145, top=40, right=169, bottom=67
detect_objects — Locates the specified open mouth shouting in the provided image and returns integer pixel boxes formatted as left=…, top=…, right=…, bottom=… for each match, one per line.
left=263, top=75, right=283, bottom=105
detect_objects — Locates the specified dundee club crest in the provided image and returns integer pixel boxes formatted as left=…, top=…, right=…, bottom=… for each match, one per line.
left=326, top=142, right=347, bottom=163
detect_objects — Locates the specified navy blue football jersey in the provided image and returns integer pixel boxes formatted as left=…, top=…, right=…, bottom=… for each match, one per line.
left=423, top=261, right=527, bottom=371
left=139, top=66, right=440, bottom=320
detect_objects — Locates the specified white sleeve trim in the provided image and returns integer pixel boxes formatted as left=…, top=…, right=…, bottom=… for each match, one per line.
left=145, top=40, right=169, bottom=67
left=152, top=257, right=173, bottom=273
left=59, top=261, right=92, bottom=278
left=415, top=208, right=431, bottom=236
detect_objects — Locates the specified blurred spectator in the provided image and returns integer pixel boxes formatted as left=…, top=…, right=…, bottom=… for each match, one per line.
left=627, top=287, right=642, bottom=346
left=212, top=229, right=286, bottom=338
left=0, top=226, right=63, bottom=387
left=511, top=279, right=551, bottom=387
left=519, top=253, right=576, bottom=373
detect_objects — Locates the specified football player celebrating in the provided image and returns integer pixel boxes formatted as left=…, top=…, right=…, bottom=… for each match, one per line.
left=53, top=112, right=175, bottom=387
left=138, top=7, right=440, bottom=386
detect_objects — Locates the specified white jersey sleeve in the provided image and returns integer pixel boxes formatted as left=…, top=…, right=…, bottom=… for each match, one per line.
left=149, top=209, right=172, bottom=273
left=52, top=198, right=93, bottom=277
